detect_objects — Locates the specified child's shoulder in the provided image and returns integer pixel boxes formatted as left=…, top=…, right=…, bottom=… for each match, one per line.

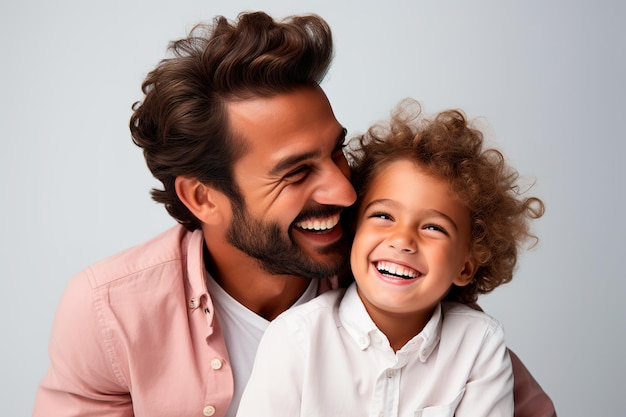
left=440, top=301, right=504, bottom=333
left=275, top=288, right=346, bottom=324
left=266, top=288, right=346, bottom=342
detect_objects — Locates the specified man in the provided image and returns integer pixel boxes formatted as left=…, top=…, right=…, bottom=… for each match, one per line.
left=33, top=11, right=555, bottom=417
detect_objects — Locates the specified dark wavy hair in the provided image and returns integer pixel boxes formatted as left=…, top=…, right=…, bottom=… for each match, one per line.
left=130, top=12, right=334, bottom=230
left=346, top=100, right=545, bottom=303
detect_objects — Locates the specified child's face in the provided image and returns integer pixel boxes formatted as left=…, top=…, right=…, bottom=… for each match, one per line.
left=350, top=159, right=476, bottom=320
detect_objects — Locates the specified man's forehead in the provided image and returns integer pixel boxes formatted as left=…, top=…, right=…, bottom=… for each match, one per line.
left=225, top=87, right=343, bottom=157
left=225, top=86, right=329, bottom=122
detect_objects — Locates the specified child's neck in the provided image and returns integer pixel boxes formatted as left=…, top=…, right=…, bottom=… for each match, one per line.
left=369, top=308, right=435, bottom=352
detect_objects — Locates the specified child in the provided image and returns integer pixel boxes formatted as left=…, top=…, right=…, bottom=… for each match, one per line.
left=236, top=100, right=545, bottom=417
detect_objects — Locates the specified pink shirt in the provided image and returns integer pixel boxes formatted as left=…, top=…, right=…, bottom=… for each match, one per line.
left=33, top=224, right=555, bottom=417
left=34, top=226, right=233, bottom=417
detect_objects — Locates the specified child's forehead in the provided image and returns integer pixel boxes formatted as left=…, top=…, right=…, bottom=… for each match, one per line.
left=364, top=159, right=467, bottom=208
left=373, top=158, right=430, bottom=181
left=367, top=160, right=444, bottom=195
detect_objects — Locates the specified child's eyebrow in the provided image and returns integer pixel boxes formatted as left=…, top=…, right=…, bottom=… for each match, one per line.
left=425, top=209, right=459, bottom=231
left=362, top=198, right=400, bottom=211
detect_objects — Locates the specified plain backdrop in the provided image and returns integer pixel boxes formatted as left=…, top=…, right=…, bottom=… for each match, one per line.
left=1, top=1, right=624, bottom=416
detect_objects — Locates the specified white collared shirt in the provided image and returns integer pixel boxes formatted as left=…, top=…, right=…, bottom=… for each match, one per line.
left=237, top=283, right=513, bottom=417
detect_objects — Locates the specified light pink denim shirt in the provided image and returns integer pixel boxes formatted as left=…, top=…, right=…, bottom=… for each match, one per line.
left=34, top=225, right=234, bottom=417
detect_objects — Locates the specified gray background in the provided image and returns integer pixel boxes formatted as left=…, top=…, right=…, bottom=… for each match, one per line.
left=2, top=1, right=624, bottom=416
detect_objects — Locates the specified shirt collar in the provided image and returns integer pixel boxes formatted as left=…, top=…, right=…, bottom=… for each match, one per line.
left=338, top=283, right=442, bottom=362
left=183, top=228, right=216, bottom=334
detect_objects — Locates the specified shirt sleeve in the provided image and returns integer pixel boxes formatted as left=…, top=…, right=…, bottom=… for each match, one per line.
left=33, top=270, right=133, bottom=417
left=236, top=317, right=304, bottom=417
left=510, top=349, right=557, bottom=417
left=467, top=303, right=556, bottom=416
left=455, top=319, right=514, bottom=416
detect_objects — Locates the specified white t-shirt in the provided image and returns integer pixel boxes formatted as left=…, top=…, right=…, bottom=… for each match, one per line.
left=237, top=283, right=513, bottom=417
left=205, top=274, right=318, bottom=417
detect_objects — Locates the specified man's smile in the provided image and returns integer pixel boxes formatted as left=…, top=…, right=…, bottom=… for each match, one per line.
left=295, top=213, right=341, bottom=233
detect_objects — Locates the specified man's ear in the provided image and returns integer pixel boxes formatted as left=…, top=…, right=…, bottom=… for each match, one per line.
left=453, top=256, right=479, bottom=287
left=175, top=176, right=229, bottom=225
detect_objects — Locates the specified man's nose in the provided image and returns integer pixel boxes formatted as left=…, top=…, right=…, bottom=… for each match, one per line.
left=312, top=159, right=356, bottom=207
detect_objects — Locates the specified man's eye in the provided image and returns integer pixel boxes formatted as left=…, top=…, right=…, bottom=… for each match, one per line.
left=332, top=149, right=344, bottom=160
left=284, top=166, right=311, bottom=181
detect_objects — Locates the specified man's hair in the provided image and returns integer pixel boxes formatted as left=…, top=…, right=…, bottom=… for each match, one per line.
left=130, top=12, right=334, bottom=230
left=347, top=100, right=545, bottom=303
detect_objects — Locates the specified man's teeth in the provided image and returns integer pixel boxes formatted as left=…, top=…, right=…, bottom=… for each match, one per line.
left=296, top=214, right=340, bottom=231
left=376, top=261, right=418, bottom=279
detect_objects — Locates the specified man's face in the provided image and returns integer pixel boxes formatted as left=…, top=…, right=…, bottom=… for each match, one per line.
left=225, top=86, right=357, bottom=279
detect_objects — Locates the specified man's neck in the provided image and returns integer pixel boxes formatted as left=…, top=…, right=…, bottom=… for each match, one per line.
left=203, top=242, right=310, bottom=321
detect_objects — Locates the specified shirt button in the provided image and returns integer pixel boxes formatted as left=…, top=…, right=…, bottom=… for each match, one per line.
left=203, top=405, right=216, bottom=416
left=211, top=358, right=223, bottom=370
left=386, top=369, right=396, bottom=378
left=189, top=298, right=199, bottom=309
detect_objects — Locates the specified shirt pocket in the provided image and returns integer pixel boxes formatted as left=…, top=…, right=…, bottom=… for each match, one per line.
left=413, top=388, right=465, bottom=417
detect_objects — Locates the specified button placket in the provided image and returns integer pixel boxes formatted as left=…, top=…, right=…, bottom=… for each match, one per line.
left=210, top=358, right=223, bottom=370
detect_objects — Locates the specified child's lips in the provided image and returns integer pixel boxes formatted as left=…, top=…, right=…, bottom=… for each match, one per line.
left=374, top=260, right=422, bottom=280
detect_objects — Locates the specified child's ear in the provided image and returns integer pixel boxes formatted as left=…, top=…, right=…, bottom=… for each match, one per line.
left=453, top=256, right=479, bottom=287
left=175, top=176, right=230, bottom=225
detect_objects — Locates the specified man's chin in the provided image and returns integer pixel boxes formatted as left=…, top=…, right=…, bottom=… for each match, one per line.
left=258, top=248, right=348, bottom=280
left=297, top=244, right=349, bottom=278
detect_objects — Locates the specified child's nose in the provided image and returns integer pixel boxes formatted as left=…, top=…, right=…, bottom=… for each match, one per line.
left=387, top=229, right=417, bottom=254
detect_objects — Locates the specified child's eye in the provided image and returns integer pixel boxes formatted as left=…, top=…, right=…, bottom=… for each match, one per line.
left=369, top=211, right=393, bottom=221
left=423, top=224, right=448, bottom=235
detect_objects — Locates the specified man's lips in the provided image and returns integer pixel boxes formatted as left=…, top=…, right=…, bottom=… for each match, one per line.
left=294, top=213, right=341, bottom=233
left=375, top=260, right=422, bottom=280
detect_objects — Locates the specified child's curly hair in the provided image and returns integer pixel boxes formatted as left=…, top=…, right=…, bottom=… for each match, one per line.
left=346, top=100, right=545, bottom=304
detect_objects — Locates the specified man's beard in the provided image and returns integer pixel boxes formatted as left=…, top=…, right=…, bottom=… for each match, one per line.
left=226, top=200, right=351, bottom=280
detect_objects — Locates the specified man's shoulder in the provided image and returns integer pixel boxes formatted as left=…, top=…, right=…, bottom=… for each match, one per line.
left=57, top=224, right=203, bottom=333
left=78, top=224, right=194, bottom=289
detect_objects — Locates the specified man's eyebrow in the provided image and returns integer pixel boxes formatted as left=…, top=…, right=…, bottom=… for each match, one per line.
left=269, top=150, right=320, bottom=176
left=269, top=127, right=347, bottom=176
